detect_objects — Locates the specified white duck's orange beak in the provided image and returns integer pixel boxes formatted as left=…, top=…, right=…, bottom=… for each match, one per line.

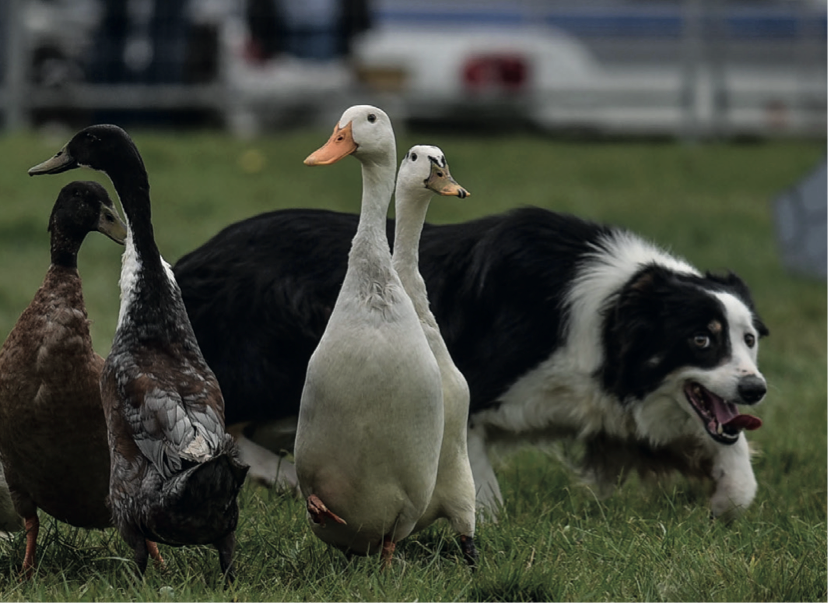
left=304, top=121, right=357, bottom=166
left=425, top=162, right=470, bottom=198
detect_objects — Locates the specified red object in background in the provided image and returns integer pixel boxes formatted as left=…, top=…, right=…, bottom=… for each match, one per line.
left=463, top=54, right=528, bottom=93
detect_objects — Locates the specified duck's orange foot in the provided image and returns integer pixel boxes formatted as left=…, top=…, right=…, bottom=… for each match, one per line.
left=307, top=494, right=346, bottom=527
left=147, top=540, right=167, bottom=571
left=306, top=495, right=346, bottom=527
left=380, top=536, right=396, bottom=570
left=21, top=515, right=39, bottom=580
left=20, top=560, right=35, bottom=581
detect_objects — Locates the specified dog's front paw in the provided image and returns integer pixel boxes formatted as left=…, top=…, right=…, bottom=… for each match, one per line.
left=710, top=467, right=757, bottom=521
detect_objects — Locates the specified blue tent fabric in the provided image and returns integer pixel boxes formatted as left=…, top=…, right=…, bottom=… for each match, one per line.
left=773, top=159, right=828, bottom=280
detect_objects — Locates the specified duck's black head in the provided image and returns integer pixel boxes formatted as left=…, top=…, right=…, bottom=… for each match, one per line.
left=29, top=124, right=145, bottom=179
left=48, top=181, right=127, bottom=246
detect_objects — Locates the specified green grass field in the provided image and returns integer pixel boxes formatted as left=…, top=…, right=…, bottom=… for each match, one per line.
left=0, top=126, right=825, bottom=602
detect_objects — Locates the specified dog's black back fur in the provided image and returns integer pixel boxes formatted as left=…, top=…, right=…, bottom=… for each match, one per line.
left=173, top=207, right=613, bottom=424
left=422, top=208, right=613, bottom=412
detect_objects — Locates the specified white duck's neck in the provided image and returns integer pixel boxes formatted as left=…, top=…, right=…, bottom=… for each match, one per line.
left=392, top=187, right=433, bottom=320
left=351, top=153, right=397, bottom=261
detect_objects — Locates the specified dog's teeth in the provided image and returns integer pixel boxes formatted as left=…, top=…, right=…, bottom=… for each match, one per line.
left=717, top=424, right=723, bottom=435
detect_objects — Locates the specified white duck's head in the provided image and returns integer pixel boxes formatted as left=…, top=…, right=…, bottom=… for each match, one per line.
left=397, top=145, right=470, bottom=201
left=304, top=105, right=395, bottom=166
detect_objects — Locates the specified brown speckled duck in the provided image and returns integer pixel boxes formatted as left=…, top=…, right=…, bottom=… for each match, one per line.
left=29, top=125, right=248, bottom=580
left=0, top=181, right=127, bottom=575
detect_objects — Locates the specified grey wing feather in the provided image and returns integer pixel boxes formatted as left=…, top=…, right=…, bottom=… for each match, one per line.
left=134, top=388, right=223, bottom=479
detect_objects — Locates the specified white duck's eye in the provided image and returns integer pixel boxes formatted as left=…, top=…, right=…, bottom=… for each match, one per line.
left=693, top=334, right=710, bottom=349
left=367, top=114, right=377, bottom=123
left=410, top=153, right=417, bottom=161
left=744, top=333, right=755, bottom=348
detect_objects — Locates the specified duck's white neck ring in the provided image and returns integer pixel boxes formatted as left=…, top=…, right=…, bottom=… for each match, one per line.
left=116, top=226, right=178, bottom=331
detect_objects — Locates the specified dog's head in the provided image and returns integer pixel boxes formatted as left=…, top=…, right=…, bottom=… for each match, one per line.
left=600, top=265, right=768, bottom=445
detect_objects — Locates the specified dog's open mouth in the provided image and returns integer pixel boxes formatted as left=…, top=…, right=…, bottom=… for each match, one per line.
left=684, top=382, right=762, bottom=444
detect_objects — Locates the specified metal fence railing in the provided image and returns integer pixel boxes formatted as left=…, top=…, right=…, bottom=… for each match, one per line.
left=1, top=0, right=826, bottom=137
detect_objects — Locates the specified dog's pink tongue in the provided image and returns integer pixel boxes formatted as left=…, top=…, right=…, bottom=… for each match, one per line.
left=726, top=414, right=762, bottom=431
left=714, top=400, right=763, bottom=431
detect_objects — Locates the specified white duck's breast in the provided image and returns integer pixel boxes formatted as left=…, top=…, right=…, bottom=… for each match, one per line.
left=298, top=308, right=444, bottom=462
left=295, top=285, right=444, bottom=543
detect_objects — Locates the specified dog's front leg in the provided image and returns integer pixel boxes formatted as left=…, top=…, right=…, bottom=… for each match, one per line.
left=468, top=422, right=503, bottom=521
left=709, top=432, right=757, bottom=521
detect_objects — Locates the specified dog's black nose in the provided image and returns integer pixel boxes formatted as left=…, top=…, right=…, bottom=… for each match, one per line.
left=738, top=375, right=767, bottom=404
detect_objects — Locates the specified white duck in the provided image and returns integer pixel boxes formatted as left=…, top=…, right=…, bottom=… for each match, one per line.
left=393, top=146, right=477, bottom=564
left=294, top=106, right=443, bottom=566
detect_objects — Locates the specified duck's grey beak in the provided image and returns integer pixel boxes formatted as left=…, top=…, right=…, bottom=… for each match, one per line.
left=425, top=162, right=470, bottom=199
left=28, top=145, right=78, bottom=176
left=97, top=204, right=128, bottom=245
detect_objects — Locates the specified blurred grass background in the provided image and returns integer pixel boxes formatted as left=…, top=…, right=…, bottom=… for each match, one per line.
left=0, top=128, right=824, bottom=601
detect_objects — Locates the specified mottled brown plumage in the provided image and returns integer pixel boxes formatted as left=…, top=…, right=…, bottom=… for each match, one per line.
left=0, top=181, right=126, bottom=575
left=0, top=465, right=23, bottom=533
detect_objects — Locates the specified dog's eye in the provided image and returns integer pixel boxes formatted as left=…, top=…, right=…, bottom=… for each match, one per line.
left=692, top=334, right=710, bottom=349
left=744, top=333, right=755, bottom=348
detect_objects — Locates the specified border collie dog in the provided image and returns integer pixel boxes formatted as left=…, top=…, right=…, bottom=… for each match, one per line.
left=174, top=206, right=768, bottom=521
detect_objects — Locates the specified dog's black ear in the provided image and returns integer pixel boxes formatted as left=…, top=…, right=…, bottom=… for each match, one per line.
left=704, top=270, right=769, bottom=338
left=610, top=266, right=671, bottom=333
left=755, top=318, right=770, bottom=338
left=600, top=264, right=676, bottom=401
left=704, top=270, right=751, bottom=297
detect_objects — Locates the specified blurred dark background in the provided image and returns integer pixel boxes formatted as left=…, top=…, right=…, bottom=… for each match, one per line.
left=0, top=0, right=825, bottom=138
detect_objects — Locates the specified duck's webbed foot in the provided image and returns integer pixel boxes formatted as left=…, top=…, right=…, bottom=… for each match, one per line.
left=147, top=540, right=166, bottom=570
left=380, top=535, right=396, bottom=570
left=307, top=494, right=346, bottom=527
left=131, top=537, right=150, bottom=577
left=459, top=534, right=479, bottom=568
left=215, top=532, right=237, bottom=583
left=21, top=515, right=39, bottom=579
left=120, top=528, right=155, bottom=578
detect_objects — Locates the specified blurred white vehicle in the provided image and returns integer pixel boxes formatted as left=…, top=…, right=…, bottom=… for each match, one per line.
left=213, top=0, right=826, bottom=137
left=352, top=25, right=606, bottom=129
left=349, top=1, right=826, bottom=137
